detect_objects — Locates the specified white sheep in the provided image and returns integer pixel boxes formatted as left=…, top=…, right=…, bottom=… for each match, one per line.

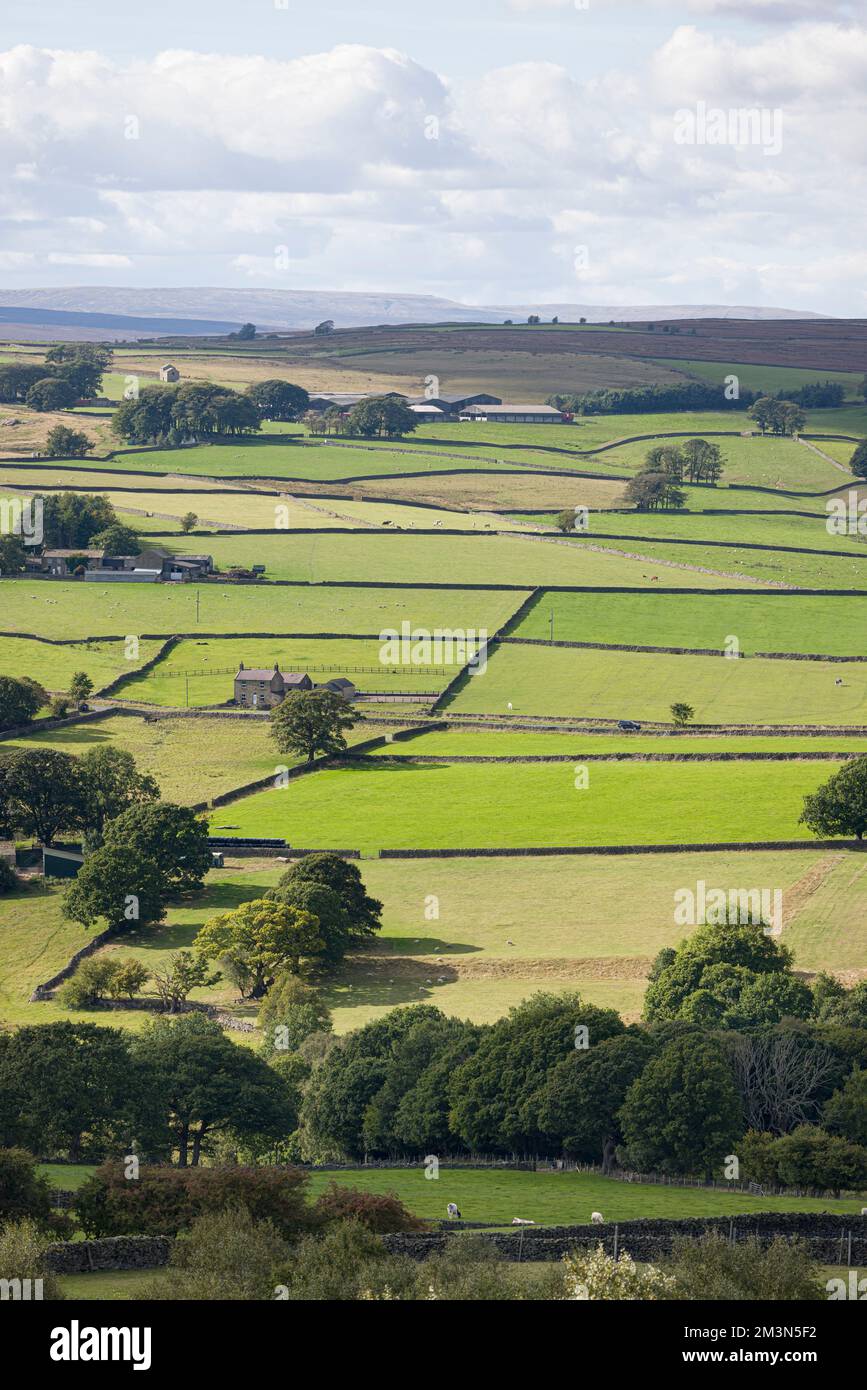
left=511, top=1217, right=535, bottom=1225
left=447, top=1203, right=461, bottom=1220
left=591, top=1211, right=604, bottom=1225
left=862, top=1207, right=867, bottom=1216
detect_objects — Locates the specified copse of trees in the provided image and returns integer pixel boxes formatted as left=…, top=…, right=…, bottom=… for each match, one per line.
left=244, top=379, right=309, bottom=421
left=44, top=425, right=92, bottom=458
left=624, top=470, right=685, bottom=511
left=0, top=346, right=111, bottom=406
left=39, top=491, right=116, bottom=549
left=43, top=345, right=111, bottom=400
left=547, top=381, right=758, bottom=415
left=0, top=744, right=159, bottom=849
left=129, top=1012, right=296, bottom=1168
left=747, top=396, right=806, bottom=436
left=776, top=380, right=846, bottom=409
left=346, top=396, right=418, bottom=439
left=643, top=921, right=807, bottom=1028
left=25, top=377, right=77, bottom=412
left=112, top=382, right=262, bottom=444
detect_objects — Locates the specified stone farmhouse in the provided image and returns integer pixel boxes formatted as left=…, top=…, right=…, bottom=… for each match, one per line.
left=233, top=664, right=357, bottom=709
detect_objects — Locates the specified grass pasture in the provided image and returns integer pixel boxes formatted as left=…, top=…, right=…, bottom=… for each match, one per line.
left=372, top=728, right=867, bottom=756
left=447, top=641, right=867, bottom=725
left=135, top=530, right=759, bottom=588
left=208, top=758, right=839, bottom=850
left=36, top=1162, right=866, bottom=1230
left=0, top=634, right=163, bottom=694
left=0, top=580, right=528, bottom=641
left=511, top=590, right=867, bottom=657
left=3, top=713, right=283, bottom=804
left=6, top=846, right=864, bottom=1036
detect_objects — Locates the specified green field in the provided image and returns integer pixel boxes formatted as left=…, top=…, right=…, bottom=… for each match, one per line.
left=558, top=532, right=867, bottom=590
left=0, top=635, right=163, bottom=693
left=37, top=1162, right=866, bottom=1227
left=374, top=728, right=867, bottom=756
left=512, top=590, right=867, bottom=657
left=4, top=714, right=284, bottom=804
left=593, top=434, right=847, bottom=491
left=120, top=636, right=462, bottom=705
left=571, top=510, right=867, bottom=556
left=447, top=642, right=867, bottom=724
left=660, top=359, right=865, bottom=398
left=133, top=530, right=759, bottom=588
left=6, top=846, right=864, bottom=1035
left=209, top=758, right=839, bottom=850
left=0, top=580, right=528, bottom=641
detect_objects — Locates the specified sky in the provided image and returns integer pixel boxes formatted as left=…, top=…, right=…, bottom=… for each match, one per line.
left=1, top=0, right=866, bottom=313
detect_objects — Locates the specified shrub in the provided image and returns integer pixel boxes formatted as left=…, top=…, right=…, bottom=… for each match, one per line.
left=142, top=1205, right=291, bottom=1301
left=75, top=1162, right=313, bottom=1239
left=276, top=1220, right=418, bottom=1301
left=312, top=1184, right=426, bottom=1234
left=0, top=1147, right=65, bottom=1233
left=668, top=1231, right=824, bottom=1301
left=0, top=861, right=18, bottom=894
left=57, top=956, right=148, bottom=1010
left=562, top=1244, right=676, bottom=1301
left=421, top=1233, right=564, bottom=1301
left=0, top=1219, right=65, bottom=1300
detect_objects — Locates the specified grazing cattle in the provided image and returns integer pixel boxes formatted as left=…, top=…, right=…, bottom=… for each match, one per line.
left=591, top=1211, right=604, bottom=1224
left=447, top=1203, right=461, bottom=1220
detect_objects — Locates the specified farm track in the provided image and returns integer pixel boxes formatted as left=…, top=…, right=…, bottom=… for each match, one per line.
left=781, top=852, right=848, bottom=930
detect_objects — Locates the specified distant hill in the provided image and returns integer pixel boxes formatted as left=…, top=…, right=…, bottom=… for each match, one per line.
left=0, top=287, right=826, bottom=340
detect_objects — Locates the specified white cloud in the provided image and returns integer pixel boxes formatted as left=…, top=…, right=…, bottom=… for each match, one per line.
left=46, top=253, right=132, bottom=266
left=0, top=33, right=864, bottom=312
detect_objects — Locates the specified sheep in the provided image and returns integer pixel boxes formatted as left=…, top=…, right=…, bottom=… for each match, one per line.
left=447, top=1203, right=461, bottom=1220
left=511, top=1217, right=535, bottom=1225
left=862, top=1207, right=867, bottom=1216
left=591, top=1211, right=604, bottom=1225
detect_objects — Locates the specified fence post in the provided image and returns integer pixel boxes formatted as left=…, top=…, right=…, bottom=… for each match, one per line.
left=847, top=1230, right=853, bottom=1268
left=613, top=1224, right=619, bottom=1262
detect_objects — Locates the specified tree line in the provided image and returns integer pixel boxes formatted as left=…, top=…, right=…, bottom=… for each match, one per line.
left=0, top=345, right=110, bottom=410
left=547, top=382, right=759, bottom=416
